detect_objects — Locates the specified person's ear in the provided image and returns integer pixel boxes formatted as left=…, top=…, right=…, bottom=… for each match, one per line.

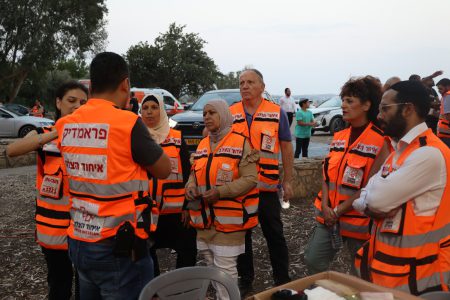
left=56, top=98, right=62, bottom=111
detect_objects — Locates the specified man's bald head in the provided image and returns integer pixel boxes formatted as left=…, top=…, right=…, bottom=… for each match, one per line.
left=240, top=69, right=265, bottom=85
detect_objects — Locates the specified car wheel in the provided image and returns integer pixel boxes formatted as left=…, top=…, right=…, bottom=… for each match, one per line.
left=311, top=128, right=315, bottom=135
left=329, top=117, right=345, bottom=135
left=18, top=125, right=36, bottom=138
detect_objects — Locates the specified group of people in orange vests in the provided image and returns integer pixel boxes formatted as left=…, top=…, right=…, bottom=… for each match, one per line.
left=6, top=52, right=450, bottom=300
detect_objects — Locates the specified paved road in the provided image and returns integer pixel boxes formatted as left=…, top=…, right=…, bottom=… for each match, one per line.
left=290, top=122, right=332, bottom=158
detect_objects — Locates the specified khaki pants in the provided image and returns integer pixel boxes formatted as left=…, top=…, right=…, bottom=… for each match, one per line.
left=199, top=249, right=238, bottom=300
left=304, top=222, right=365, bottom=276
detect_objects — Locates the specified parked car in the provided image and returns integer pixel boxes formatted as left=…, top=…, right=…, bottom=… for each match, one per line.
left=2, top=103, right=31, bottom=116
left=310, top=96, right=346, bottom=135
left=0, top=106, right=54, bottom=137
left=294, top=98, right=316, bottom=112
left=170, top=89, right=273, bottom=152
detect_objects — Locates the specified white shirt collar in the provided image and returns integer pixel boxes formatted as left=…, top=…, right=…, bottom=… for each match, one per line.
left=391, top=122, right=428, bottom=151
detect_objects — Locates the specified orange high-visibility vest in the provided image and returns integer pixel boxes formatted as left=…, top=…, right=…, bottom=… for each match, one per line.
left=355, top=129, right=450, bottom=295
left=437, top=91, right=450, bottom=138
left=314, top=123, right=385, bottom=240
left=230, top=99, right=280, bottom=192
left=55, top=98, right=156, bottom=242
left=31, top=105, right=43, bottom=117
left=35, top=126, right=70, bottom=250
left=149, top=129, right=185, bottom=217
left=188, top=131, right=259, bottom=232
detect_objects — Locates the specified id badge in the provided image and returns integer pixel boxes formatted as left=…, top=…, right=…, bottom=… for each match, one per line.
left=40, top=175, right=62, bottom=199
left=381, top=164, right=390, bottom=178
left=342, top=166, right=364, bottom=188
left=261, top=131, right=276, bottom=153
left=216, top=163, right=233, bottom=185
left=380, top=208, right=403, bottom=234
left=169, top=157, right=179, bottom=173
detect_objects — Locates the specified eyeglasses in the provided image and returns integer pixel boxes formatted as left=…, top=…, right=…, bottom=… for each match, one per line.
left=379, top=102, right=410, bottom=113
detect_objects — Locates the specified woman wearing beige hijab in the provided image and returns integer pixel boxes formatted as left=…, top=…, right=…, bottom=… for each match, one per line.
left=140, top=94, right=197, bottom=276
left=186, top=99, right=259, bottom=299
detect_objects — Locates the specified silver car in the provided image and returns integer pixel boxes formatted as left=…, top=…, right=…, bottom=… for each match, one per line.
left=0, top=106, right=54, bottom=137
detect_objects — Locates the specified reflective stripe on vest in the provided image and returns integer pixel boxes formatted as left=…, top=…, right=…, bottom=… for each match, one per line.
left=150, top=129, right=185, bottom=215
left=190, top=132, right=259, bottom=232
left=357, top=130, right=450, bottom=295
left=35, top=126, right=70, bottom=249
left=56, top=99, right=154, bottom=242
left=230, top=99, right=280, bottom=192
left=314, top=123, right=385, bottom=240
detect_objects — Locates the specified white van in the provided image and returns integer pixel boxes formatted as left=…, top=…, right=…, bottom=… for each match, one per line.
left=131, top=88, right=184, bottom=116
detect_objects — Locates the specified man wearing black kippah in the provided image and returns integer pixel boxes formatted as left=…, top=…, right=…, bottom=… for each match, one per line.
left=352, top=80, right=450, bottom=295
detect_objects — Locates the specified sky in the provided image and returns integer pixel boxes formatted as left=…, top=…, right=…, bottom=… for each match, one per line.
left=105, top=0, right=450, bottom=95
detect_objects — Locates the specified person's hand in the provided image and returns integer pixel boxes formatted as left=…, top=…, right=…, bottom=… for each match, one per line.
left=282, top=181, right=293, bottom=202
left=364, top=207, right=399, bottom=220
left=432, top=70, right=444, bottom=77
left=202, top=188, right=220, bottom=204
left=181, top=210, right=191, bottom=228
left=322, top=205, right=338, bottom=226
left=185, top=186, right=201, bottom=201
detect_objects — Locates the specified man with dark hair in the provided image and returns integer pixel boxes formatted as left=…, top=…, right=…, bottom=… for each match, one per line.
left=231, top=69, right=293, bottom=294
left=353, top=80, right=450, bottom=295
left=294, top=99, right=316, bottom=158
left=129, top=91, right=139, bottom=114
left=422, top=78, right=440, bottom=133
left=55, top=52, right=171, bottom=299
left=436, top=78, right=450, bottom=147
left=279, top=88, right=296, bottom=126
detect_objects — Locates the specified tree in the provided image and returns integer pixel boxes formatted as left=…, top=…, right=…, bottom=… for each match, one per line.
left=56, top=58, right=89, bottom=79
left=126, top=23, right=220, bottom=98
left=215, top=71, right=241, bottom=89
left=0, top=0, right=107, bottom=102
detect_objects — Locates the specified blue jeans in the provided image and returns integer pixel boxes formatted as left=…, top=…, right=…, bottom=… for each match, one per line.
left=68, top=237, right=153, bottom=300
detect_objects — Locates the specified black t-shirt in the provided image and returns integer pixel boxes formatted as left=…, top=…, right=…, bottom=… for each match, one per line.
left=130, top=98, right=139, bottom=114
left=131, top=118, right=163, bottom=166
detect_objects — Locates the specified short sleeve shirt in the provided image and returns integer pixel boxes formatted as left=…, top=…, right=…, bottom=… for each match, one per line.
left=244, top=107, right=291, bottom=141
left=295, top=109, right=314, bottom=138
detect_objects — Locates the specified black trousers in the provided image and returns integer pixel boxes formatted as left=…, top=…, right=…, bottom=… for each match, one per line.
left=237, top=191, right=290, bottom=286
left=294, top=137, right=310, bottom=158
left=150, top=213, right=197, bottom=276
left=41, top=247, right=79, bottom=300
left=286, top=112, right=294, bottom=127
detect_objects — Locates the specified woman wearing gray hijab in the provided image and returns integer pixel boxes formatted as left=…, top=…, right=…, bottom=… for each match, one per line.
left=185, top=99, right=259, bottom=299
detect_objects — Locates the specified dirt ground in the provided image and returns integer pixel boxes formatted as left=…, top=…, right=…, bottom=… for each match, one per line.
left=0, top=134, right=352, bottom=300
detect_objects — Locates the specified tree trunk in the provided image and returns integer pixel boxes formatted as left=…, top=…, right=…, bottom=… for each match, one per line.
left=8, top=70, right=28, bottom=103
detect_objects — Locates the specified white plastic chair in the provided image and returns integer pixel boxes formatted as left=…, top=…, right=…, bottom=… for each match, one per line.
left=139, top=266, right=241, bottom=300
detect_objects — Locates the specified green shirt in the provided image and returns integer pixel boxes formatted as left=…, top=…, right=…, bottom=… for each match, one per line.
left=295, top=109, right=314, bottom=138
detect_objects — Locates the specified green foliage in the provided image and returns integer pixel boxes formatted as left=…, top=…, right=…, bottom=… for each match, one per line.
left=215, top=71, right=241, bottom=89
left=127, top=23, right=220, bottom=98
left=0, top=0, right=107, bottom=102
left=56, top=58, right=89, bottom=79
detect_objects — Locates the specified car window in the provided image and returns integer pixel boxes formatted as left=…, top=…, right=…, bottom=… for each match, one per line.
left=191, top=92, right=241, bottom=111
left=0, top=110, right=13, bottom=118
left=163, top=95, right=174, bottom=106
left=319, top=96, right=342, bottom=108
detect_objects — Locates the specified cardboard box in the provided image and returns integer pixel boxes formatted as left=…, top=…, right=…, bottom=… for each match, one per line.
left=247, top=271, right=421, bottom=300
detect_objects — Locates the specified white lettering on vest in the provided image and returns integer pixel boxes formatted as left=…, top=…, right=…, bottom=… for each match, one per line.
left=216, top=146, right=243, bottom=156
left=63, top=153, right=107, bottom=180
left=62, top=123, right=109, bottom=148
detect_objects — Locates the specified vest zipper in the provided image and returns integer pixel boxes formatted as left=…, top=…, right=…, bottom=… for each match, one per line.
left=205, top=153, right=215, bottom=223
